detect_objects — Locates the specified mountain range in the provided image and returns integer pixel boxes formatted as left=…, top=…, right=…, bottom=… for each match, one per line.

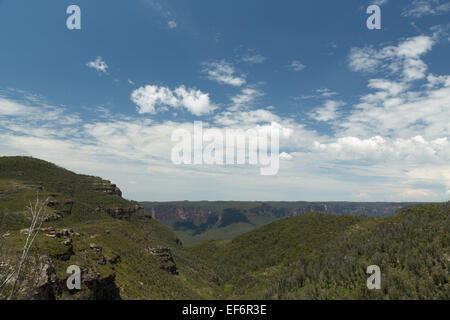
left=0, top=156, right=448, bottom=299
left=142, top=201, right=421, bottom=245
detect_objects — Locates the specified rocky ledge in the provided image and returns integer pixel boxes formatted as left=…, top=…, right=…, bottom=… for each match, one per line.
left=146, top=247, right=178, bottom=275
left=92, top=180, right=122, bottom=197
left=96, top=205, right=145, bottom=220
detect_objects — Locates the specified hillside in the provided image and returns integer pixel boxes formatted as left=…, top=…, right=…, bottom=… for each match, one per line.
left=1, top=156, right=448, bottom=300
left=189, top=203, right=450, bottom=299
left=0, top=156, right=219, bottom=299
left=142, top=201, right=419, bottom=245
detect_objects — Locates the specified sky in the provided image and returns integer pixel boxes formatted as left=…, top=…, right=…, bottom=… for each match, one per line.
left=0, top=0, right=449, bottom=201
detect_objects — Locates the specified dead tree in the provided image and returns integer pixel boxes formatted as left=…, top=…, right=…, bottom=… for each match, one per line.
left=0, top=211, right=6, bottom=287
left=0, top=194, right=48, bottom=299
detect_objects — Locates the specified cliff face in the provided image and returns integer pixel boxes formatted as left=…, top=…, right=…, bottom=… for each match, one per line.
left=143, top=202, right=411, bottom=223
left=141, top=201, right=417, bottom=245
left=149, top=206, right=213, bottom=221
left=98, top=205, right=145, bottom=220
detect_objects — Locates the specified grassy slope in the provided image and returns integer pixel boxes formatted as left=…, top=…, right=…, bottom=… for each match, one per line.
left=0, top=156, right=219, bottom=299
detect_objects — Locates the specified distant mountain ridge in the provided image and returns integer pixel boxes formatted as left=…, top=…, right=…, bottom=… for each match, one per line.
left=189, top=203, right=449, bottom=299
left=141, top=201, right=422, bottom=245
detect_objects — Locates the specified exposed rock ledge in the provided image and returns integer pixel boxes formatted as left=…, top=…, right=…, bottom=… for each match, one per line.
left=96, top=205, right=145, bottom=219
left=146, top=246, right=179, bottom=275
left=92, top=180, right=122, bottom=197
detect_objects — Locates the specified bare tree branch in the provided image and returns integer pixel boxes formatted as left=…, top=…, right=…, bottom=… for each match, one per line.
left=6, top=194, right=48, bottom=300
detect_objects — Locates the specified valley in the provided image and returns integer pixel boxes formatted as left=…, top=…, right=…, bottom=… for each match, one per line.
left=142, top=200, right=421, bottom=245
left=0, top=156, right=448, bottom=300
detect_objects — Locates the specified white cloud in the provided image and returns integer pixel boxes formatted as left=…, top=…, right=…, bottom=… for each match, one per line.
left=348, top=35, right=434, bottom=81
left=402, top=0, right=450, bottom=17
left=86, top=56, right=109, bottom=73
left=339, top=74, right=450, bottom=139
left=2, top=29, right=450, bottom=202
left=313, top=136, right=450, bottom=163
left=1, top=85, right=449, bottom=201
left=228, top=87, right=263, bottom=112
left=290, top=60, right=306, bottom=71
left=279, top=152, right=293, bottom=161
left=294, top=88, right=338, bottom=100
left=215, top=109, right=281, bottom=126
left=0, top=97, right=36, bottom=116
left=130, top=84, right=216, bottom=116
left=426, top=74, right=450, bottom=88
left=372, top=0, right=389, bottom=5
left=315, top=88, right=337, bottom=97
left=168, top=20, right=177, bottom=29
left=367, top=78, right=408, bottom=95
left=349, top=36, right=434, bottom=81
left=309, top=100, right=346, bottom=122
left=202, top=60, right=246, bottom=86
left=242, top=54, right=266, bottom=64
left=174, top=86, right=217, bottom=116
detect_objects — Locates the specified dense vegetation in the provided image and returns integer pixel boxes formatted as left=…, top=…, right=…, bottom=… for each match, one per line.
left=1, top=156, right=448, bottom=300
left=189, top=204, right=449, bottom=299
left=0, top=156, right=220, bottom=299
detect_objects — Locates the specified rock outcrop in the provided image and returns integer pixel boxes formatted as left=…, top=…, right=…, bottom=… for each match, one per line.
left=92, top=180, right=122, bottom=197
left=146, top=247, right=178, bottom=275
left=81, top=270, right=120, bottom=300
left=97, top=205, right=144, bottom=219
left=31, top=256, right=121, bottom=300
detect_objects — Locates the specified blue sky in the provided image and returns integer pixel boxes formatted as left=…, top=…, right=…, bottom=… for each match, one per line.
left=0, top=0, right=449, bottom=201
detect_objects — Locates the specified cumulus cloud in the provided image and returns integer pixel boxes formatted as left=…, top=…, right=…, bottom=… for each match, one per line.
left=130, top=85, right=216, bottom=116
left=86, top=56, right=109, bottom=73
left=202, top=60, right=246, bottom=86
